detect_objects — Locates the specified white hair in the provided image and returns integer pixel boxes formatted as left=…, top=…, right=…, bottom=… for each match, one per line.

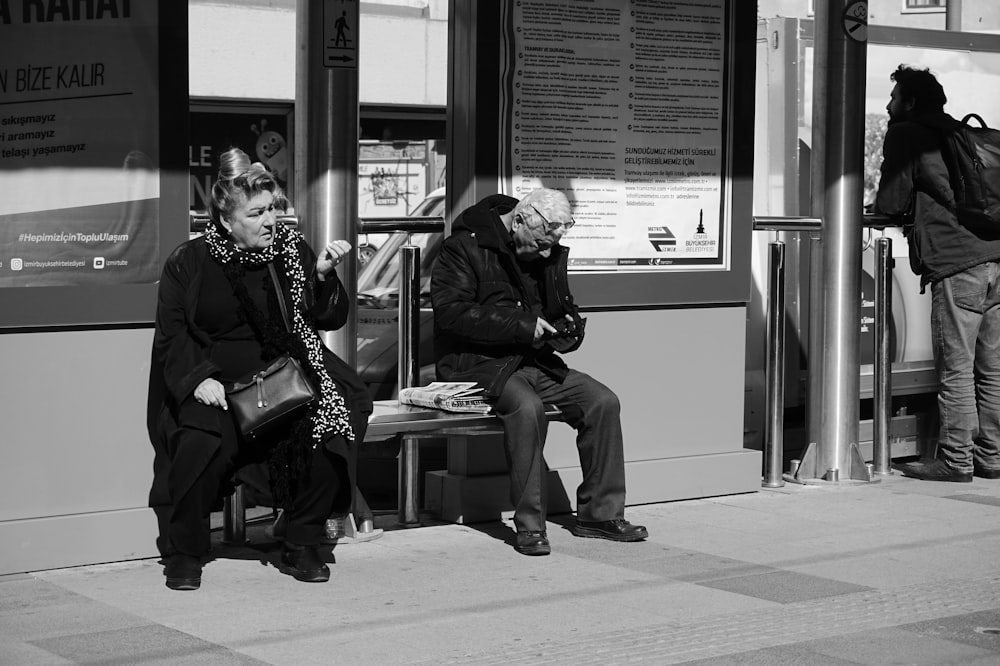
left=514, top=188, right=572, bottom=226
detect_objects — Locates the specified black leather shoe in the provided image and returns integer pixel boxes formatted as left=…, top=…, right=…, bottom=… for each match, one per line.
left=974, top=464, right=1000, bottom=479
left=514, top=531, right=551, bottom=556
left=164, top=554, right=202, bottom=591
left=280, top=544, right=330, bottom=582
left=894, top=458, right=972, bottom=483
left=570, top=518, right=648, bottom=542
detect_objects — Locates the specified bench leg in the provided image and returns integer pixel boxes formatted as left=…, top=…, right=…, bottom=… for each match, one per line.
left=397, top=435, right=421, bottom=525
left=222, top=485, right=247, bottom=544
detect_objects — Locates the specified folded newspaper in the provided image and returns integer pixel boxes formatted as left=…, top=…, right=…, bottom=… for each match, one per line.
left=397, top=382, right=492, bottom=414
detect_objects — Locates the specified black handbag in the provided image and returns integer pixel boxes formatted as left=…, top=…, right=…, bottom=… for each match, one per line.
left=225, top=264, right=318, bottom=440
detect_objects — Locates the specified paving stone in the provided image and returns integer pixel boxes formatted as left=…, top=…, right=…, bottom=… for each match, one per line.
left=898, top=608, right=1000, bottom=654
left=696, top=570, right=871, bottom=604
left=31, top=625, right=268, bottom=665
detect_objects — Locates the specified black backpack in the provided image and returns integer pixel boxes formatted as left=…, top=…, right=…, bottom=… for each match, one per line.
left=939, top=113, right=1000, bottom=233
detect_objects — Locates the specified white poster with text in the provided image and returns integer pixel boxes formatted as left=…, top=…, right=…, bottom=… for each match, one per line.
left=0, top=1, right=160, bottom=287
left=500, top=0, right=730, bottom=271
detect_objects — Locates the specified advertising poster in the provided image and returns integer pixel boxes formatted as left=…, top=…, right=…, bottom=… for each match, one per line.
left=189, top=110, right=291, bottom=213
left=358, top=141, right=431, bottom=220
left=0, top=1, right=160, bottom=288
left=499, top=0, right=730, bottom=271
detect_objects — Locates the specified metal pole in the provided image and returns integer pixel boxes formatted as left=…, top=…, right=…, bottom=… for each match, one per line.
left=222, top=485, right=246, bottom=545
left=397, top=245, right=421, bottom=525
left=804, top=2, right=831, bottom=474
left=296, top=0, right=359, bottom=364
left=763, top=241, right=787, bottom=488
left=873, top=236, right=893, bottom=475
left=814, top=0, right=869, bottom=481
left=946, top=0, right=962, bottom=31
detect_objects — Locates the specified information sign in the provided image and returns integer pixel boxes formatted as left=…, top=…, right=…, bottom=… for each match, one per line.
left=324, top=0, right=359, bottom=69
left=499, top=0, right=731, bottom=272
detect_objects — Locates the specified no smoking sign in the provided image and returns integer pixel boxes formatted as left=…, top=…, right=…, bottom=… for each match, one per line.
left=843, top=1, right=868, bottom=43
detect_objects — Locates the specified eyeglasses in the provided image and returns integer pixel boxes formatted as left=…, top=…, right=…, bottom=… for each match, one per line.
left=527, top=204, right=575, bottom=232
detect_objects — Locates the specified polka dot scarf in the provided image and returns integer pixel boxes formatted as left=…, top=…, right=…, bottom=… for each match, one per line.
left=204, top=223, right=355, bottom=445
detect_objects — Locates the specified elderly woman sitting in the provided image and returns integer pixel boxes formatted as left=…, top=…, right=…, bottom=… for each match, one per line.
left=147, top=148, right=372, bottom=590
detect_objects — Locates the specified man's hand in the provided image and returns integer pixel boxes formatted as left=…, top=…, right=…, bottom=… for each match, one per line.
left=193, top=377, right=228, bottom=410
left=533, top=317, right=558, bottom=343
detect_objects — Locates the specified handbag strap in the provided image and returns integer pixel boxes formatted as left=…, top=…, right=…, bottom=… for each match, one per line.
left=266, top=262, right=293, bottom=334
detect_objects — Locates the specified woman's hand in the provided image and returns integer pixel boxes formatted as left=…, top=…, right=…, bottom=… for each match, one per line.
left=193, top=377, right=228, bottom=410
left=316, top=240, right=353, bottom=281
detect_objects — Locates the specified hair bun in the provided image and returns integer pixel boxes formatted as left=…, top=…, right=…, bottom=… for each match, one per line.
left=217, top=148, right=252, bottom=181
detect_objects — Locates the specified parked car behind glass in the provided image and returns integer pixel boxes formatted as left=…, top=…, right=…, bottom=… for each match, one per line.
left=355, top=188, right=445, bottom=399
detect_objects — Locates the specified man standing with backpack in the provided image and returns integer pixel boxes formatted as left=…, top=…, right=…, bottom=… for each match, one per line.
left=875, top=65, right=1000, bottom=482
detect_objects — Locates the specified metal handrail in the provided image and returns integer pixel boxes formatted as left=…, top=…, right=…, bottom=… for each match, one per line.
left=355, top=216, right=444, bottom=526
left=753, top=213, right=898, bottom=481
left=753, top=213, right=905, bottom=232
left=358, top=216, right=445, bottom=234
left=862, top=213, right=905, bottom=229
left=753, top=216, right=823, bottom=231
left=189, top=211, right=298, bottom=234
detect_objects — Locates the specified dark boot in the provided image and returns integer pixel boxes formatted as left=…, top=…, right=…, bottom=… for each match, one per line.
left=164, top=553, right=202, bottom=591
left=279, top=543, right=330, bottom=582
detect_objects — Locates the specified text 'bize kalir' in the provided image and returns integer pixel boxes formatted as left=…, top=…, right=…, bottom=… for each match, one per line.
left=2, top=63, right=105, bottom=93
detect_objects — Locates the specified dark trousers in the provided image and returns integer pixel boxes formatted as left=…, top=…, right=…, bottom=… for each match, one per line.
left=494, top=366, right=626, bottom=533
left=167, top=425, right=349, bottom=556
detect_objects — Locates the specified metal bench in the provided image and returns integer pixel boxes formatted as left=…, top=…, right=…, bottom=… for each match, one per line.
left=222, top=399, right=562, bottom=541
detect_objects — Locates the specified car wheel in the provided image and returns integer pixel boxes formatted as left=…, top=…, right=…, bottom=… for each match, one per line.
left=357, top=244, right=378, bottom=265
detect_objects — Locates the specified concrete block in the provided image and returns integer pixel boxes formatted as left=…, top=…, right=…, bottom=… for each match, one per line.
left=433, top=470, right=573, bottom=524
left=447, top=432, right=508, bottom=476
left=424, top=469, right=444, bottom=514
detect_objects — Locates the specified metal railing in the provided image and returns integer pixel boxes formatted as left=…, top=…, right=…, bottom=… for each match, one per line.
left=189, top=211, right=299, bottom=236
left=753, top=217, right=822, bottom=487
left=359, top=215, right=445, bottom=525
left=358, top=216, right=446, bottom=235
left=753, top=214, right=901, bottom=485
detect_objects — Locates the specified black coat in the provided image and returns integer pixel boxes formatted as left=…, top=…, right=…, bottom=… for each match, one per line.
left=146, top=235, right=372, bottom=514
left=430, top=194, right=581, bottom=399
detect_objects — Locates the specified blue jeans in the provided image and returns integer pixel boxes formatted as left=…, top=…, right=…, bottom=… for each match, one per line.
left=493, top=366, right=627, bottom=533
left=931, top=261, right=1000, bottom=473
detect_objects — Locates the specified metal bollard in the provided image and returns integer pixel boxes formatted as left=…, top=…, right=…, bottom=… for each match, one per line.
left=873, top=236, right=893, bottom=475
left=222, top=485, right=246, bottom=544
left=763, top=240, right=786, bottom=488
left=397, top=244, right=422, bottom=525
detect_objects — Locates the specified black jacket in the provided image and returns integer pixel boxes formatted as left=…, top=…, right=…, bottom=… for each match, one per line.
left=875, top=112, right=1000, bottom=288
left=430, top=194, right=581, bottom=399
left=146, top=235, right=372, bottom=513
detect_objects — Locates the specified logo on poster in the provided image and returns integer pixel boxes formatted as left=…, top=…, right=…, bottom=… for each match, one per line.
left=11, top=258, right=23, bottom=271
left=647, top=226, right=676, bottom=252
left=93, top=257, right=105, bottom=269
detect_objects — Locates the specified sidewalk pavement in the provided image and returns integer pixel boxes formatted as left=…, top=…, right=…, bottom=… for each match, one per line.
left=4, top=472, right=1000, bottom=665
